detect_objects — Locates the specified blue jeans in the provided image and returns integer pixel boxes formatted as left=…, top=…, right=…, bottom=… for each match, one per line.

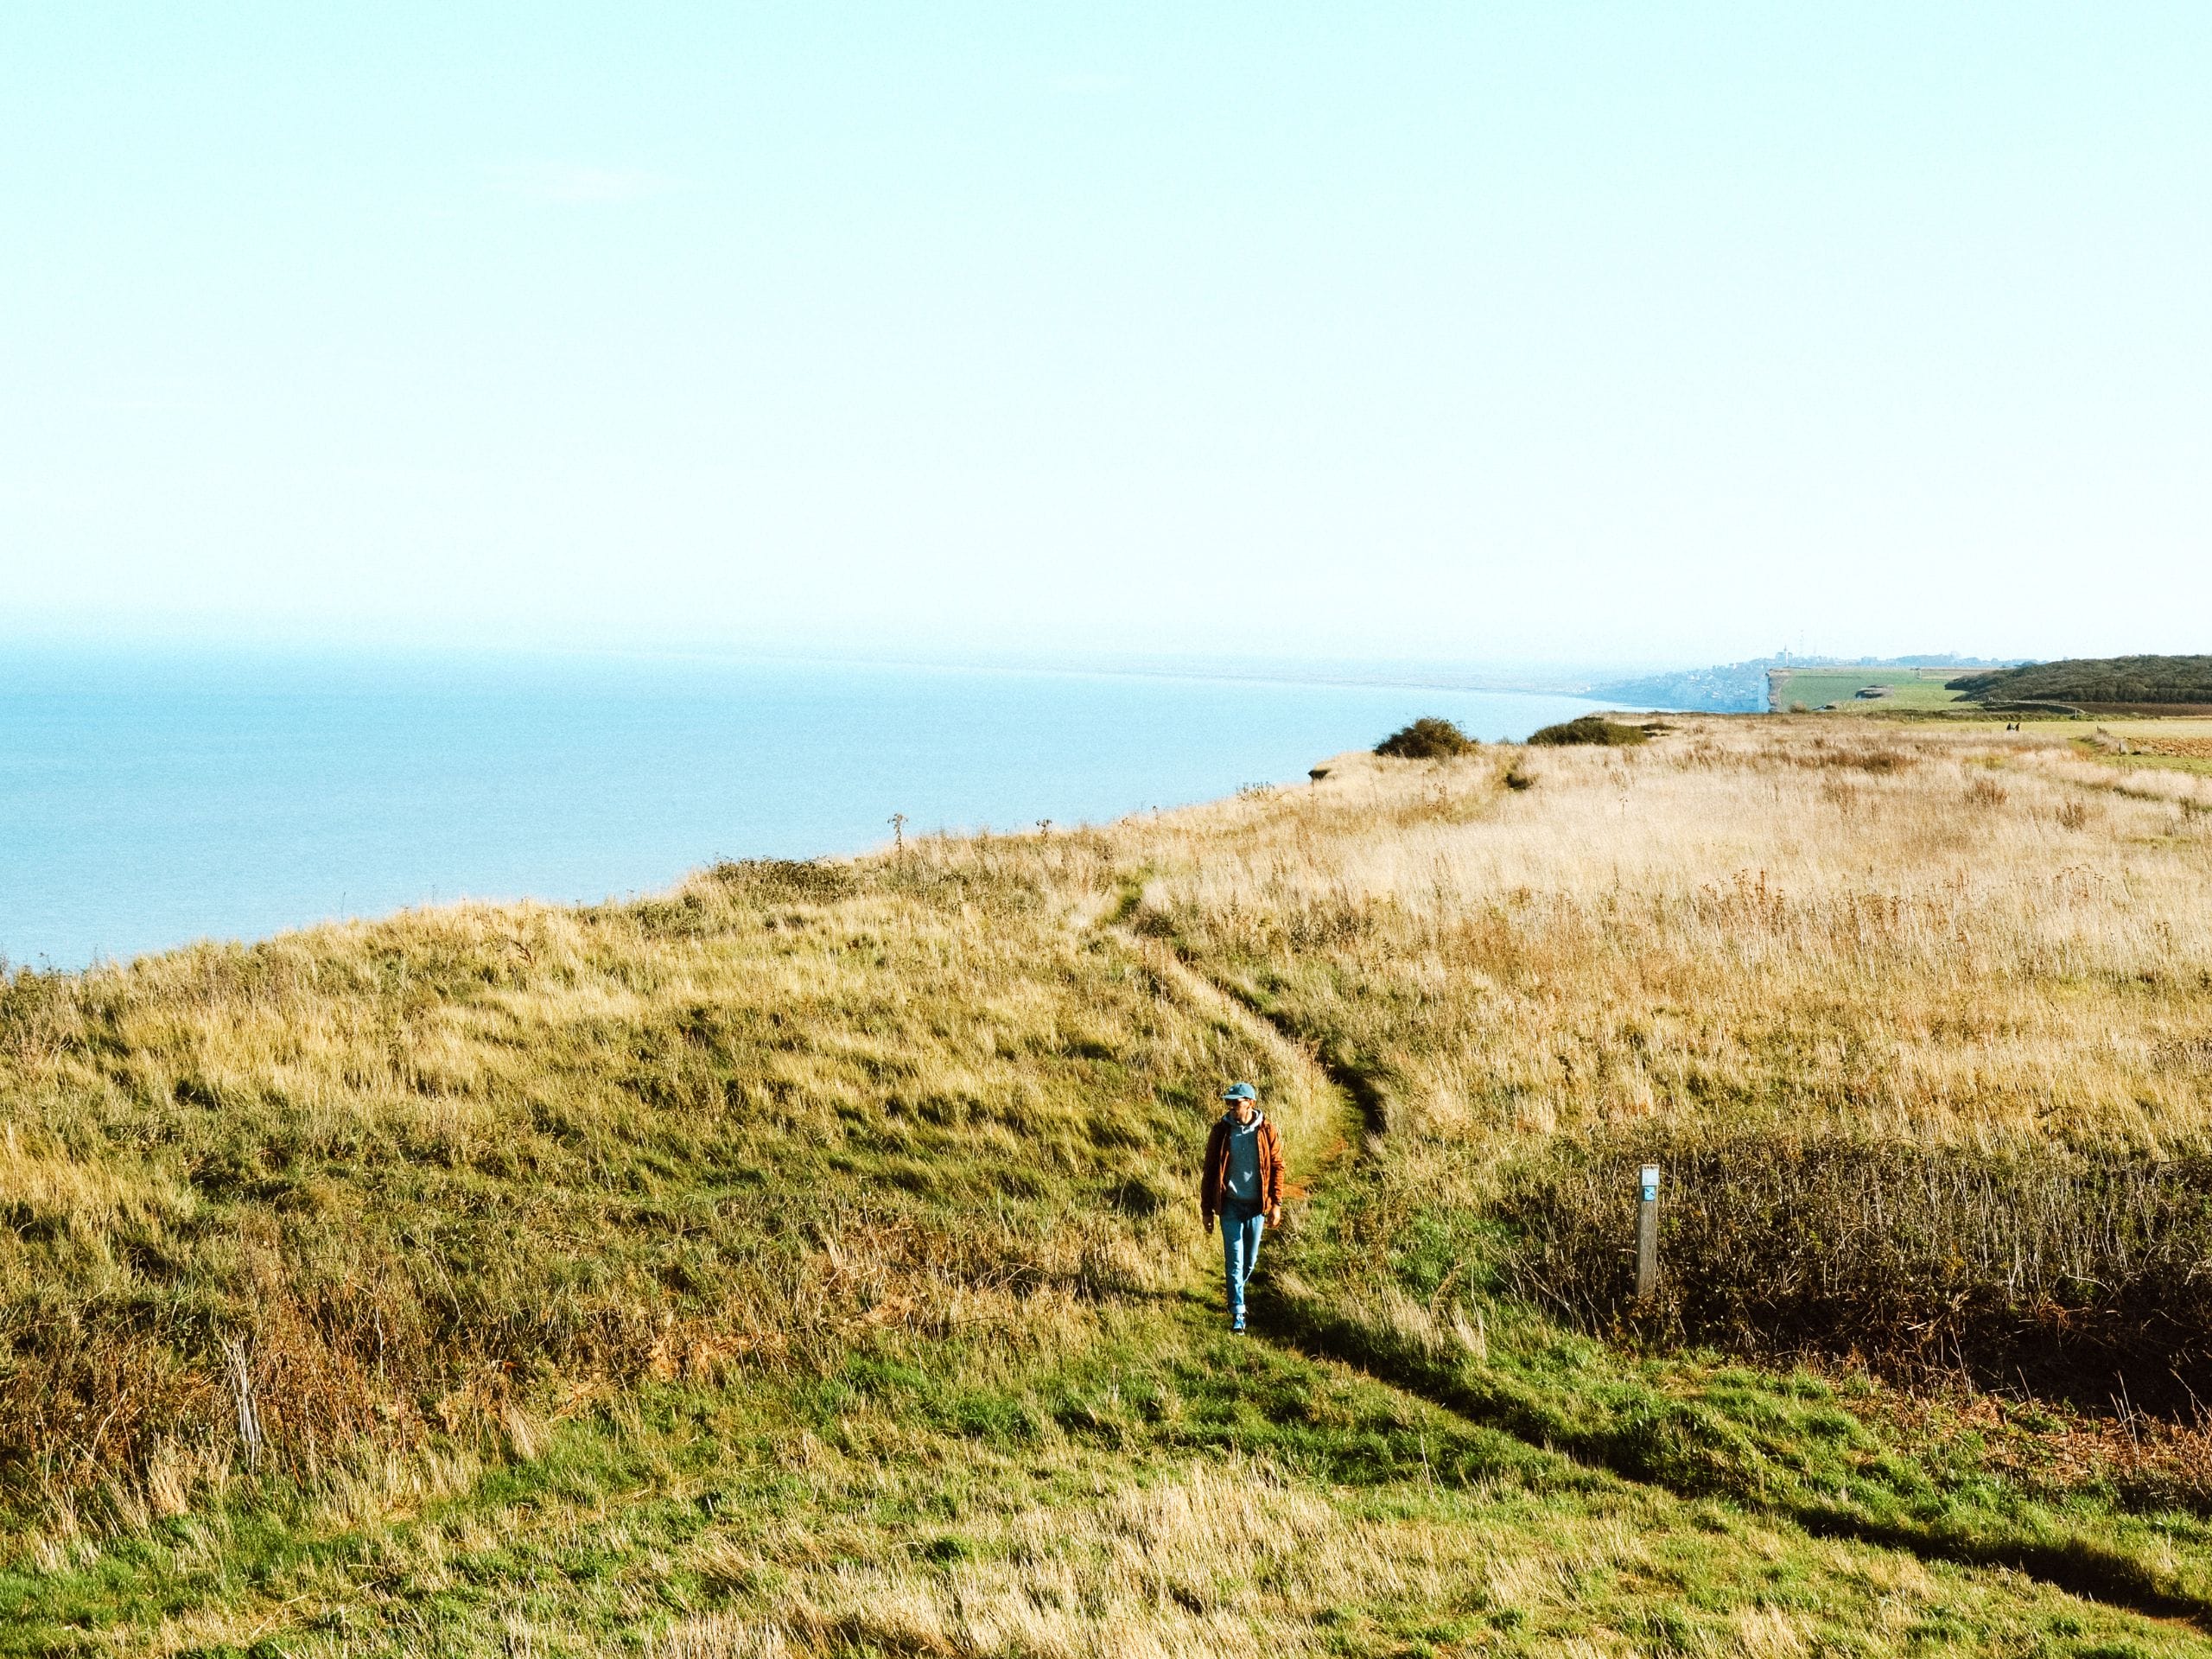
left=1219, top=1198, right=1266, bottom=1323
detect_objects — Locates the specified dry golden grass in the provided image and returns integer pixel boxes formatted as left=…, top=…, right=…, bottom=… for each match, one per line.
left=0, top=855, right=1327, bottom=1509
left=983, top=719, right=2212, bottom=1394
left=1098, top=719, right=2212, bottom=1152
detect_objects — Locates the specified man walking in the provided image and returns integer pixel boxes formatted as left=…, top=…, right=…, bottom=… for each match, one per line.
left=1199, top=1081, right=1285, bottom=1332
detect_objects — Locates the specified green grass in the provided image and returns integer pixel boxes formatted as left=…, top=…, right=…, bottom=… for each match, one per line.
left=2081, top=747, right=2212, bottom=779
left=1772, top=668, right=1967, bottom=712
left=1268, top=1138, right=2212, bottom=1618
left=9, top=1304, right=2207, bottom=1656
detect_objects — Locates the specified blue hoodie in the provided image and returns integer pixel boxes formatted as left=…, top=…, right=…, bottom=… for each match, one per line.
left=1222, top=1110, right=1267, bottom=1204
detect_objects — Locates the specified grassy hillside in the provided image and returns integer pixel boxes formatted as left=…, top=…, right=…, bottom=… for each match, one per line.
left=1950, top=656, right=2212, bottom=712
left=7, top=721, right=2212, bottom=1654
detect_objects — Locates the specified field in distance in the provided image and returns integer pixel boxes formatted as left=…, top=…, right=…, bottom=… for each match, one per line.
left=1768, top=665, right=1967, bottom=711
left=3, top=717, right=2212, bottom=1654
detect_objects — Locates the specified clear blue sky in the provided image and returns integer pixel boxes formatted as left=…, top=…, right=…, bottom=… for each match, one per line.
left=3, top=4, right=2206, bottom=668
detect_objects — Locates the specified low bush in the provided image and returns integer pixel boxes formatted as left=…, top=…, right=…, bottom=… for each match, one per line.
left=1374, top=717, right=1476, bottom=760
left=1499, top=1127, right=2212, bottom=1413
left=1526, top=716, right=1650, bottom=748
left=705, top=857, right=855, bottom=902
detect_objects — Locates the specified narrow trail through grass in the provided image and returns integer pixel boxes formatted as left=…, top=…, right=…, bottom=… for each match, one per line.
left=1103, top=912, right=2212, bottom=1639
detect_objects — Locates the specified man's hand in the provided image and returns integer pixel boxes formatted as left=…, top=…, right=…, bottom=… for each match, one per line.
left=1202, top=1211, right=1216, bottom=1234
left=1266, top=1206, right=1282, bottom=1228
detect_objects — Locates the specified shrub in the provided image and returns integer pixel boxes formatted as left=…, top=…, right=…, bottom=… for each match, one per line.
left=705, top=858, right=855, bottom=902
left=1526, top=716, right=1650, bottom=748
left=1498, top=1126, right=2212, bottom=1412
left=1375, top=717, right=1476, bottom=760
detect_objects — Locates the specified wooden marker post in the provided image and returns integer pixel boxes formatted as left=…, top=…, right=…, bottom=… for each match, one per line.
left=1635, top=1164, right=1662, bottom=1298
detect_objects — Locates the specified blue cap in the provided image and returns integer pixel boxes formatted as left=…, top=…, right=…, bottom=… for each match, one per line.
left=1222, top=1082, right=1257, bottom=1101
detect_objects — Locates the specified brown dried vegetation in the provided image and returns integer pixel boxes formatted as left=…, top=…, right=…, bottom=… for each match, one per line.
left=1120, top=721, right=2212, bottom=1404
left=0, top=855, right=1307, bottom=1513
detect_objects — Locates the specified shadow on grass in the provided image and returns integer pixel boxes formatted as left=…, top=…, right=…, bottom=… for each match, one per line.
left=1255, top=1294, right=2212, bottom=1635
left=1167, top=943, right=2212, bottom=1632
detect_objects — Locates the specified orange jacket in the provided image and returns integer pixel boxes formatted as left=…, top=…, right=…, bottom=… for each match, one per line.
left=1200, top=1112, right=1286, bottom=1219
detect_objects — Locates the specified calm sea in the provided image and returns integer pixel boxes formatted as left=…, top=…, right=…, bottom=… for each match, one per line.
left=0, top=647, right=1609, bottom=969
